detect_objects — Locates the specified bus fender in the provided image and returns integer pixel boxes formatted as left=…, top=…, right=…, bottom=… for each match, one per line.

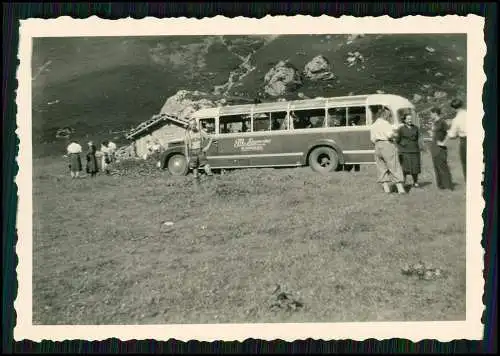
left=159, top=147, right=185, bottom=169
left=306, top=139, right=345, bottom=164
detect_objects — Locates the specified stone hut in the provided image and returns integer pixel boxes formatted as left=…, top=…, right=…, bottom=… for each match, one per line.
left=125, top=114, right=187, bottom=159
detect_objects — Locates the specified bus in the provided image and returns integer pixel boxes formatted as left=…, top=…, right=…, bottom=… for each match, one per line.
left=159, top=93, right=417, bottom=176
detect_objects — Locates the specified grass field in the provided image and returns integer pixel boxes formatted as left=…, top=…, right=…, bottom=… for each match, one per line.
left=32, top=142, right=466, bottom=325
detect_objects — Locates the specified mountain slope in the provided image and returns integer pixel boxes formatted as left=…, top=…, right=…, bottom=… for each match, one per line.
left=31, top=34, right=466, bottom=157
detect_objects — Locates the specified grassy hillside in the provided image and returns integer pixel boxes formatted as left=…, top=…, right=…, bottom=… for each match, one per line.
left=242, top=34, right=466, bottom=100
left=32, top=34, right=466, bottom=157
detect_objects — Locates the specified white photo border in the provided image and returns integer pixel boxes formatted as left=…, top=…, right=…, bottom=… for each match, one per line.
left=14, top=14, right=486, bottom=342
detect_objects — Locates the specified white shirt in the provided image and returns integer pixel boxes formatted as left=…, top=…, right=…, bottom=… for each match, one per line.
left=67, top=142, right=82, bottom=154
left=370, top=118, right=395, bottom=143
left=101, top=145, right=111, bottom=154
left=447, top=109, right=467, bottom=138
left=108, top=141, right=117, bottom=152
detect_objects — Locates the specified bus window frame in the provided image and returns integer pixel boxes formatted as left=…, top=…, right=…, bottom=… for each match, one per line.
left=197, top=100, right=408, bottom=136
left=199, top=117, right=217, bottom=134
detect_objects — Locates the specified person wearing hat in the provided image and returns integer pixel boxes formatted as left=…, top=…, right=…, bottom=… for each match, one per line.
left=184, top=118, right=213, bottom=179
left=396, top=113, right=423, bottom=188
left=369, top=107, right=406, bottom=194
left=429, top=107, right=454, bottom=190
left=66, top=140, right=83, bottom=178
left=447, top=98, right=467, bottom=181
left=86, top=141, right=99, bottom=178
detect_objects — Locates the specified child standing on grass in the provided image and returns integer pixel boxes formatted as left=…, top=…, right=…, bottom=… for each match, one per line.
left=66, top=140, right=83, bottom=179
left=184, top=118, right=213, bottom=179
left=86, top=141, right=99, bottom=178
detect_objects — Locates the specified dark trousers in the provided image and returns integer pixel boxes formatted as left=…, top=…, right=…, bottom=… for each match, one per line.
left=431, top=145, right=453, bottom=190
left=460, top=137, right=467, bottom=181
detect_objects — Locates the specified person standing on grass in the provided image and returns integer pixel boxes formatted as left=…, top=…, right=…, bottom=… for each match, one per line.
left=107, top=140, right=117, bottom=163
left=369, top=107, right=406, bottom=194
left=447, top=98, right=467, bottom=181
left=66, top=140, right=83, bottom=179
left=100, top=140, right=112, bottom=175
left=184, top=118, right=213, bottom=179
left=396, top=113, right=424, bottom=188
left=86, top=141, right=99, bottom=178
left=429, top=107, right=454, bottom=190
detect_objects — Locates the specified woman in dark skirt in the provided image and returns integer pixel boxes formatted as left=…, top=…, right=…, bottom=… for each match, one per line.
left=86, top=141, right=99, bottom=177
left=396, top=114, right=423, bottom=187
left=66, top=141, right=83, bottom=178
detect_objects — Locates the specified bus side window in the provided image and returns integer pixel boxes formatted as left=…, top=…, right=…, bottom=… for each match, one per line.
left=270, top=111, right=288, bottom=131
left=347, top=107, right=367, bottom=126
left=327, top=107, right=347, bottom=127
left=219, top=115, right=251, bottom=134
left=253, top=113, right=270, bottom=132
left=292, top=109, right=325, bottom=129
left=199, top=118, right=216, bottom=134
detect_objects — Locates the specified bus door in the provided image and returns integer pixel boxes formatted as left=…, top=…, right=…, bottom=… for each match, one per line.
left=209, top=114, right=253, bottom=168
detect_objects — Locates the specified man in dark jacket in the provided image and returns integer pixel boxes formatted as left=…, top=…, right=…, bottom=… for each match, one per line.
left=429, top=107, right=453, bottom=190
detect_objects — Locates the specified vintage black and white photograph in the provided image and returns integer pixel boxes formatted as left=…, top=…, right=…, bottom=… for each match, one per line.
left=15, top=15, right=485, bottom=341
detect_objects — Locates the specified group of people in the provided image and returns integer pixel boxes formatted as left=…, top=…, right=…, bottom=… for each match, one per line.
left=370, top=98, right=467, bottom=194
left=66, top=140, right=117, bottom=178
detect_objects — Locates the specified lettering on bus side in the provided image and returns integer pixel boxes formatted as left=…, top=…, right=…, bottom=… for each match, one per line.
left=233, top=138, right=272, bottom=152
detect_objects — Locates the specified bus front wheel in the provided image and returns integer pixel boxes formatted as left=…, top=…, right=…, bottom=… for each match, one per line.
left=308, top=146, right=339, bottom=174
left=167, top=154, right=189, bottom=176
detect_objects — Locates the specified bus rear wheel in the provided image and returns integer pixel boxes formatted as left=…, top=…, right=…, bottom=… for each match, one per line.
left=308, top=146, right=339, bottom=174
left=167, top=154, right=189, bottom=176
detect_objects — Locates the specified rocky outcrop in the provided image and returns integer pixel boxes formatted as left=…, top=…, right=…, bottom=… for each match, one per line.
left=263, top=60, right=302, bottom=97
left=159, top=90, right=218, bottom=119
left=346, top=34, right=366, bottom=44
left=412, top=94, right=423, bottom=103
left=303, top=55, right=335, bottom=81
left=433, top=91, right=448, bottom=99
left=55, top=127, right=75, bottom=139
left=346, top=51, right=365, bottom=68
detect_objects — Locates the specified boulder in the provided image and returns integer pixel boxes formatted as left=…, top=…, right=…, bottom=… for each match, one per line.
left=412, top=94, right=423, bottom=103
left=303, top=55, right=335, bottom=81
left=434, top=91, right=448, bottom=99
left=55, top=127, right=75, bottom=139
left=160, top=90, right=217, bottom=119
left=263, top=60, right=302, bottom=97
left=346, top=51, right=365, bottom=67
left=346, top=34, right=365, bottom=44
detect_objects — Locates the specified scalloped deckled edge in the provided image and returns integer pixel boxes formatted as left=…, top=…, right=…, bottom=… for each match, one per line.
left=20, top=14, right=483, bottom=36
left=14, top=14, right=486, bottom=343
